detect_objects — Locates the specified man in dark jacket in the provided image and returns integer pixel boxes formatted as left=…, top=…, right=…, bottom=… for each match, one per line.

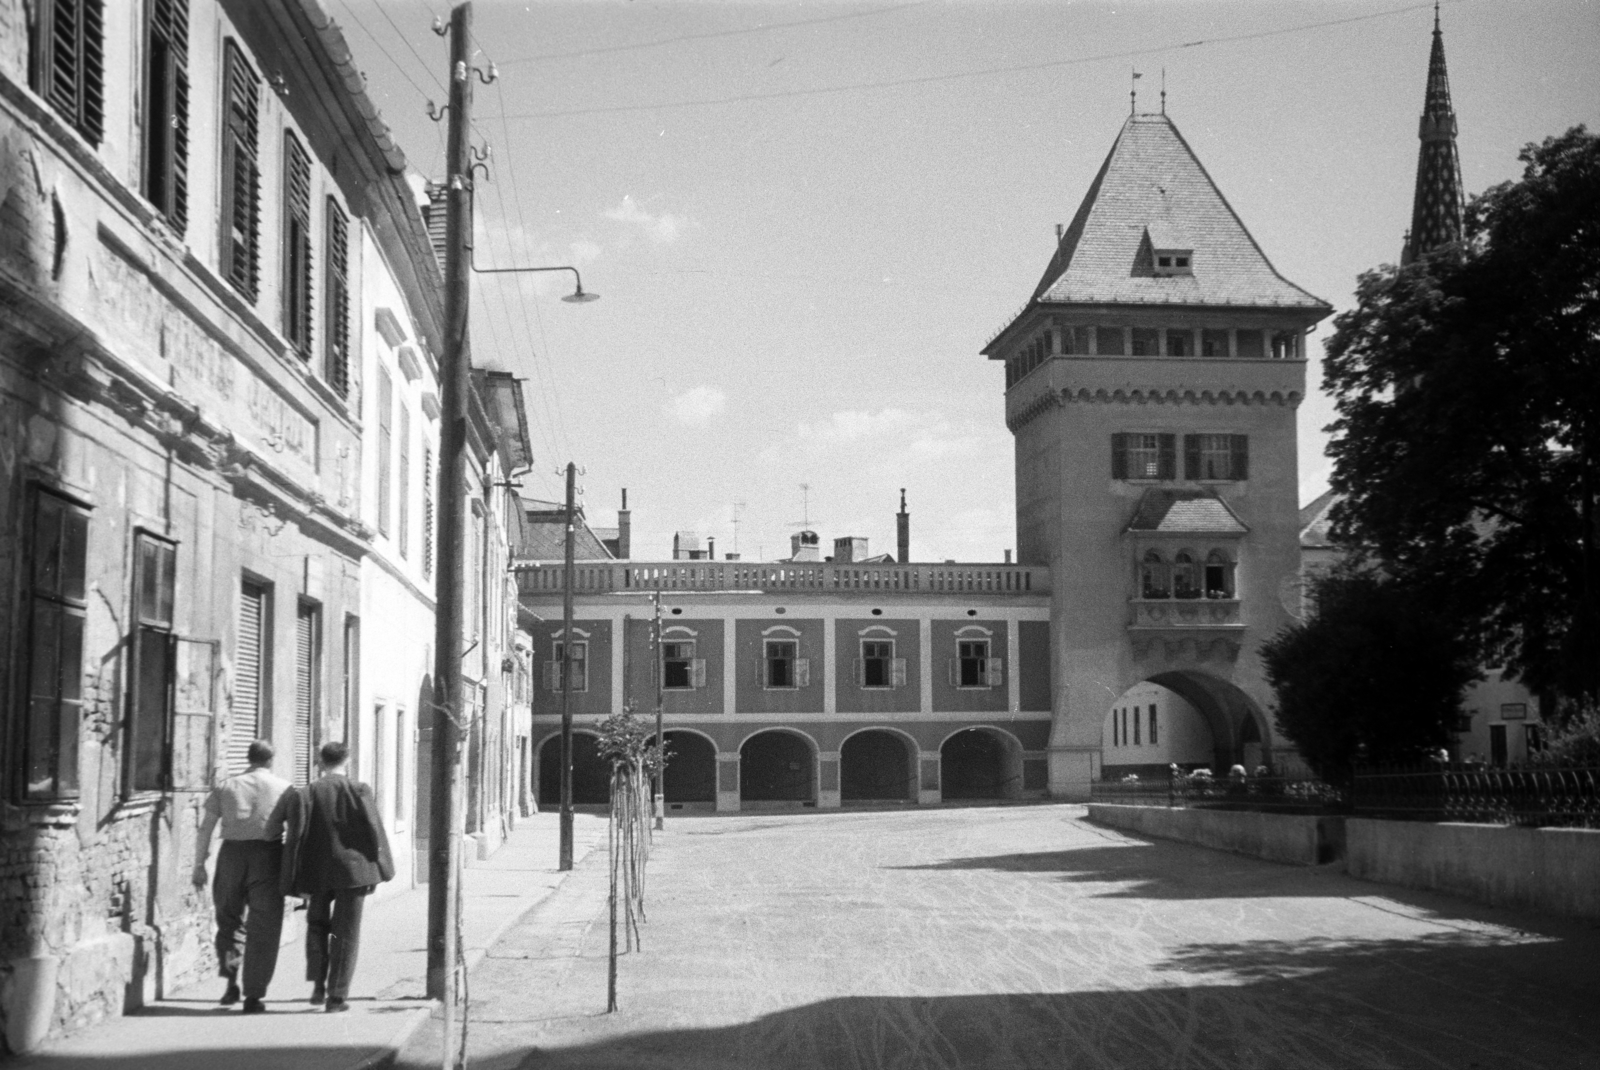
left=276, top=740, right=394, bottom=1012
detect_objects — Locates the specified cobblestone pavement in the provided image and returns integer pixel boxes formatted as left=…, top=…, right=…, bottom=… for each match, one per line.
left=399, top=804, right=1600, bottom=1070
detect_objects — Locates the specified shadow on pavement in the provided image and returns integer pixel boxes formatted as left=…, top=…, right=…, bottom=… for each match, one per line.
left=4, top=1046, right=394, bottom=1070
left=494, top=925, right=1600, bottom=1070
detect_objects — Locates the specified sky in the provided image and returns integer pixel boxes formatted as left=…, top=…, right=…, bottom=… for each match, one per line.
left=332, top=0, right=1599, bottom=563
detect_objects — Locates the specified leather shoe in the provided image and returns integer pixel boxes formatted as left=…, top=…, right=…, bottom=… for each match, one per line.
left=325, top=1000, right=350, bottom=1013
left=309, top=982, right=326, bottom=1005
left=241, top=998, right=266, bottom=1014
left=219, top=979, right=241, bottom=1007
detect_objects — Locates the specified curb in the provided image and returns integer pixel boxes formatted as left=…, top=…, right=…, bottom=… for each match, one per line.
left=348, top=1003, right=437, bottom=1070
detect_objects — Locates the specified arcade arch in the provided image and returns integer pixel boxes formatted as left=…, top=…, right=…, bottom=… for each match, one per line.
left=663, top=729, right=717, bottom=804
left=1101, top=671, right=1272, bottom=776
left=839, top=728, right=918, bottom=803
left=939, top=726, right=1024, bottom=800
left=536, top=730, right=609, bottom=806
left=739, top=729, right=816, bottom=803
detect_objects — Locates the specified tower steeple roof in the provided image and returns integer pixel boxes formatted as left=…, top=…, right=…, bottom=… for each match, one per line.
left=1401, top=5, right=1465, bottom=265
left=1022, top=113, right=1327, bottom=313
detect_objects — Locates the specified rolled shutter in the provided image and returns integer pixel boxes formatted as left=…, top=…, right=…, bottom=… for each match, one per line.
left=1110, top=432, right=1128, bottom=479
left=1183, top=434, right=1200, bottom=480
left=1158, top=434, right=1177, bottom=480
left=691, top=659, right=706, bottom=689
left=1231, top=434, right=1249, bottom=480
left=891, top=658, right=907, bottom=688
left=986, top=657, right=1005, bottom=688
left=795, top=659, right=810, bottom=688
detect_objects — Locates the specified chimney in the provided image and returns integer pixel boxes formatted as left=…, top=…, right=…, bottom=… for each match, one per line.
left=1004, top=549, right=1013, bottom=564
left=617, top=488, right=631, bottom=560
left=1055, top=223, right=1064, bottom=244
left=708, top=536, right=716, bottom=561
left=833, top=536, right=867, bottom=563
left=896, top=488, right=910, bottom=564
left=789, top=530, right=821, bottom=562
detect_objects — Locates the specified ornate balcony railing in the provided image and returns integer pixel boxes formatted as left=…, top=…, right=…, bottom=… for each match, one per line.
left=514, top=560, right=1050, bottom=596
left=1351, top=766, right=1600, bottom=828
left=1128, top=597, right=1242, bottom=628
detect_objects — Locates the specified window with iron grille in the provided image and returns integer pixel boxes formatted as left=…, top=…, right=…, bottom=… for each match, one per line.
left=282, top=131, right=314, bottom=358
left=1183, top=434, right=1249, bottom=481
left=29, top=0, right=105, bottom=146
left=220, top=41, right=260, bottom=300
left=323, top=197, right=351, bottom=396
left=142, top=0, right=188, bottom=233
left=21, top=489, right=89, bottom=800
left=128, top=533, right=177, bottom=793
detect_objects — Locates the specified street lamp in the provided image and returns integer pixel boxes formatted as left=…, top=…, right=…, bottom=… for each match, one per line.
left=471, top=260, right=599, bottom=304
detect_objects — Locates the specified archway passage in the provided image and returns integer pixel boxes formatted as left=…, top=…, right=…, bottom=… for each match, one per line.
left=538, top=732, right=610, bottom=806
left=663, top=731, right=717, bottom=803
left=840, top=730, right=913, bottom=802
left=739, top=731, right=814, bottom=802
left=941, top=729, right=1017, bottom=799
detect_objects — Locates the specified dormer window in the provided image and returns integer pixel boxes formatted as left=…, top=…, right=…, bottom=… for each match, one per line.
left=1145, top=223, right=1193, bottom=277
left=1153, top=249, right=1193, bottom=276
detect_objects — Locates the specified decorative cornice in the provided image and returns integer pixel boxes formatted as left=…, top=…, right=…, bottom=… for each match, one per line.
left=1007, top=385, right=1302, bottom=432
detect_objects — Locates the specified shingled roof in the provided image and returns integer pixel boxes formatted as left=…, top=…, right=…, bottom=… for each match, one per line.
left=1030, top=114, right=1329, bottom=311
left=1127, top=490, right=1249, bottom=535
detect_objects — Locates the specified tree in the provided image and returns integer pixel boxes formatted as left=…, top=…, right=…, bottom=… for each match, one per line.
left=1262, top=567, right=1480, bottom=779
left=1322, top=126, right=1600, bottom=718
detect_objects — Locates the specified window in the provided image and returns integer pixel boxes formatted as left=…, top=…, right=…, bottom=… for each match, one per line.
left=21, top=490, right=88, bottom=799
left=397, top=404, right=410, bottom=559
left=1063, top=326, right=1091, bottom=355
left=763, top=640, right=808, bottom=689
left=1235, top=329, right=1264, bottom=359
left=143, top=0, right=188, bottom=233
left=324, top=197, right=350, bottom=396
left=1271, top=331, right=1300, bottom=360
left=1202, top=329, right=1229, bottom=357
left=1140, top=550, right=1170, bottom=599
left=1134, top=705, right=1141, bottom=745
left=282, top=131, right=313, bottom=358
left=1130, top=328, right=1158, bottom=356
left=128, top=533, right=177, bottom=792
left=421, top=444, right=434, bottom=580
left=548, top=640, right=588, bottom=692
left=1112, top=432, right=1176, bottom=480
left=1111, top=708, right=1119, bottom=747
left=1096, top=327, right=1125, bottom=356
left=1172, top=552, right=1200, bottom=600
left=954, top=640, right=1001, bottom=689
left=1184, top=434, right=1249, bottom=481
left=661, top=640, right=706, bottom=690
left=376, top=366, right=392, bottom=536
left=29, top=0, right=105, bottom=145
left=858, top=640, right=906, bottom=689
left=220, top=41, right=261, bottom=300
left=1204, top=551, right=1234, bottom=599
left=1150, top=704, right=1159, bottom=746
left=1165, top=331, right=1190, bottom=357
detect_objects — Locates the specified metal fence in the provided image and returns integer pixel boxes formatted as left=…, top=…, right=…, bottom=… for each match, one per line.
left=1350, top=766, right=1600, bottom=828
left=1090, top=772, right=1343, bottom=813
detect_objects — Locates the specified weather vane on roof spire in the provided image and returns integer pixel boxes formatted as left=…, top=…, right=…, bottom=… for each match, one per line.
left=1130, top=68, right=1141, bottom=114
left=1161, top=68, right=1167, bottom=114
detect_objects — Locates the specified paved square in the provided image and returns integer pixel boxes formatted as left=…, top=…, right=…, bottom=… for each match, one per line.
left=406, top=805, right=1600, bottom=1069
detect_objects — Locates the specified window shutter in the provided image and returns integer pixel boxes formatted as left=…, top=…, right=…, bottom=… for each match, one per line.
left=891, top=658, right=907, bottom=688
left=324, top=197, right=350, bottom=397
left=948, top=658, right=958, bottom=687
left=283, top=131, right=314, bottom=357
left=37, top=0, right=106, bottom=145
left=853, top=658, right=863, bottom=686
left=691, top=658, right=706, bottom=689
left=144, top=0, right=189, bottom=233
left=221, top=41, right=260, bottom=301
left=795, top=658, right=810, bottom=688
left=755, top=658, right=766, bottom=686
left=541, top=661, right=555, bottom=692
left=1183, top=434, right=1200, bottom=480
left=1231, top=434, right=1249, bottom=480
left=986, top=657, right=1005, bottom=688
left=1110, top=432, right=1128, bottom=479
left=1157, top=434, right=1177, bottom=480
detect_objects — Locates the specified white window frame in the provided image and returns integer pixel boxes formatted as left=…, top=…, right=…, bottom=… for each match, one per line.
left=762, top=638, right=809, bottom=690
left=661, top=639, right=700, bottom=691
left=857, top=639, right=906, bottom=690
left=548, top=639, right=588, bottom=693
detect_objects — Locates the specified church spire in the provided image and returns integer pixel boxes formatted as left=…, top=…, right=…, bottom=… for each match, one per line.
left=1401, top=3, right=1465, bottom=265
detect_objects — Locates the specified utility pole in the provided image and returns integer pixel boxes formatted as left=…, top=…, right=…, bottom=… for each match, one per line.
left=426, top=1, right=472, bottom=1004
left=653, top=588, right=664, bottom=831
left=559, top=461, right=576, bottom=870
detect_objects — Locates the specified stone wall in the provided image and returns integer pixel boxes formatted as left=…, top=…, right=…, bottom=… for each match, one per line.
left=1086, top=803, right=1344, bottom=866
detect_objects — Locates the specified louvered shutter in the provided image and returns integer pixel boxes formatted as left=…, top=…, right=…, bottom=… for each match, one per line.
left=324, top=197, right=350, bottom=397
left=37, top=0, right=106, bottom=145
left=986, top=657, right=1004, bottom=689
left=221, top=42, right=260, bottom=300
left=144, top=0, right=188, bottom=233
left=294, top=604, right=316, bottom=785
left=948, top=659, right=958, bottom=687
left=1157, top=434, right=1177, bottom=480
left=282, top=131, right=314, bottom=357
left=795, top=659, right=810, bottom=688
left=229, top=583, right=265, bottom=774
left=1110, top=432, right=1128, bottom=479
left=1183, top=434, right=1201, bottom=480
left=691, top=659, right=706, bottom=689
left=891, top=658, right=907, bottom=688
left=1230, top=434, right=1250, bottom=480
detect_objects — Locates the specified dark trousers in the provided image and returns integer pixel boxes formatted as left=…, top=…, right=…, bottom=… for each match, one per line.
left=306, top=886, right=371, bottom=1002
left=213, top=840, right=285, bottom=999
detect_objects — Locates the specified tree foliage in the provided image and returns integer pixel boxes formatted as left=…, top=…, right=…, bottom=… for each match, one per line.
left=1322, top=126, right=1600, bottom=716
left=1262, top=567, right=1480, bottom=779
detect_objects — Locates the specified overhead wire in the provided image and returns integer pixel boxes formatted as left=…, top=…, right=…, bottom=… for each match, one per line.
left=498, top=0, right=1441, bottom=120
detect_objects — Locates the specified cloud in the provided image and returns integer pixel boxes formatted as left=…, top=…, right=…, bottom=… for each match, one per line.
left=605, top=195, right=693, bottom=244
left=668, top=386, right=726, bottom=427
left=569, top=239, right=602, bottom=265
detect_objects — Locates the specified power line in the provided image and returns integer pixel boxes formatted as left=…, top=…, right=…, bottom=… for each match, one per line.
left=497, top=1, right=928, bottom=66
left=499, top=1, right=1439, bottom=120
left=369, top=0, right=447, bottom=95
left=331, top=0, right=436, bottom=104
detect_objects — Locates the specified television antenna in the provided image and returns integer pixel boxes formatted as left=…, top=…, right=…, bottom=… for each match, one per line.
left=788, top=483, right=813, bottom=530
left=731, top=501, right=747, bottom=555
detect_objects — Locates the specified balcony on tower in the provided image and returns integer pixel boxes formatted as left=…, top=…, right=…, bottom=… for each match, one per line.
left=1125, top=490, right=1247, bottom=657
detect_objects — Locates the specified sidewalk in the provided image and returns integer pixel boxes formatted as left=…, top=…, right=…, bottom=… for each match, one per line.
left=9, top=813, right=606, bottom=1070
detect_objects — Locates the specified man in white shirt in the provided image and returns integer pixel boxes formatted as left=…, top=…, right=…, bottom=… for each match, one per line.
left=194, top=739, right=291, bottom=1013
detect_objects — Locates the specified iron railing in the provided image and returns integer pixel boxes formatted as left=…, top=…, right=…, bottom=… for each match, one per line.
left=1350, top=766, right=1600, bottom=828
left=513, top=559, right=1050, bottom=596
left=1091, top=771, right=1343, bottom=813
